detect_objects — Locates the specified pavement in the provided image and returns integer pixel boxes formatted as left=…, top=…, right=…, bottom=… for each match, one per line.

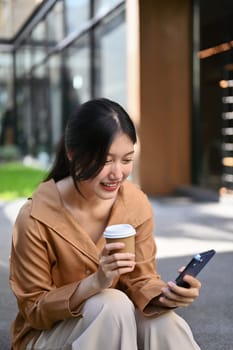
left=0, top=194, right=233, bottom=350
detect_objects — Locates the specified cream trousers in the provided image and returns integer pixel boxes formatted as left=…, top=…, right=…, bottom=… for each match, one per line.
left=26, top=289, right=201, bottom=350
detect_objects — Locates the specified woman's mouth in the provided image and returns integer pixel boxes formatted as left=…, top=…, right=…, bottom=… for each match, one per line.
left=100, top=182, right=120, bottom=192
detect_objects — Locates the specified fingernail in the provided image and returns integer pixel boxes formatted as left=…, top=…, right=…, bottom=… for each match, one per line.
left=168, top=281, right=176, bottom=288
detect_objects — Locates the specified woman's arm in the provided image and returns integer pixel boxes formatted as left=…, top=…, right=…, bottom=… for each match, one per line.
left=118, top=217, right=201, bottom=315
left=159, top=275, right=201, bottom=308
left=70, top=241, right=135, bottom=310
left=11, top=204, right=136, bottom=328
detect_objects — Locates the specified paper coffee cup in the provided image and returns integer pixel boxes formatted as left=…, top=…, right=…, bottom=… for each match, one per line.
left=103, top=224, right=136, bottom=254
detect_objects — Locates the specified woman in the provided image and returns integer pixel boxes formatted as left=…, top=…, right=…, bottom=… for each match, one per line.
left=10, top=98, right=201, bottom=350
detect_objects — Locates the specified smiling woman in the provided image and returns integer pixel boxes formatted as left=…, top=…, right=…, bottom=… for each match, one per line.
left=9, top=98, right=202, bottom=350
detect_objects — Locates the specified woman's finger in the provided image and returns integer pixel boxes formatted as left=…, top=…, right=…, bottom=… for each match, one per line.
left=165, top=278, right=201, bottom=297
left=160, top=286, right=195, bottom=303
left=178, top=265, right=186, bottom=273
left=182, top=275, right=202, bottom=289
left=159, top=295, right=193, bottom=308
left=101, top=242, right=125, bottom=256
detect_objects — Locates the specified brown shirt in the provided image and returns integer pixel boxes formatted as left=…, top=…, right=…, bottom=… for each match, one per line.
left=9, top=179, right=167, bottom=350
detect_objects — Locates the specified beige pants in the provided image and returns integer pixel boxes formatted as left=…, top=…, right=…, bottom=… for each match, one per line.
left=26, top=289, right=201, bottom=350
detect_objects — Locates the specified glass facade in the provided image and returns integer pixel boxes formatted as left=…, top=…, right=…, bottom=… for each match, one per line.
left=1, top=0, right=230, bottom=192
left=65, top=34, right=91, bottom=108
left=94, top=9, right=126, bottom=107
left=195, top=0, right=233, bottom=190
left=0, top=51, right=13, bottom=146
left=47, top=1, right=64, bottom=47
left=65, top=0, right=90, bottom=34
left=3, top=0, right=126, bottom=158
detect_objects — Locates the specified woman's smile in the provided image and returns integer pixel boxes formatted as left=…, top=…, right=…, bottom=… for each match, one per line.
left=100, top=181, right=121, bottom=192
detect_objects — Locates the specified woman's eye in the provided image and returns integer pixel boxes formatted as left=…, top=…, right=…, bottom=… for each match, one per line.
left=105, top=159, right=112, bottom=164
left=123, top=158, right=133, bottom=163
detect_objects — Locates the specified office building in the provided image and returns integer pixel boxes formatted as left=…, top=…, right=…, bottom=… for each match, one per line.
left=0, top=0, right=232, bottom=195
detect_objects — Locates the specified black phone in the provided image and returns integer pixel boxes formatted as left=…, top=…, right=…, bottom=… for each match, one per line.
left=175, top=249, right=216, bottom=288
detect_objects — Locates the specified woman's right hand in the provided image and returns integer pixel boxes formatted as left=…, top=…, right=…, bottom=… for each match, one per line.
left=96, top=242, right=136, bottom=289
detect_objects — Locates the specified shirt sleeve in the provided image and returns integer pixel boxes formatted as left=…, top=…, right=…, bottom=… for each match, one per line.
left=118, top=216, right=170, bottom=317
left=9, top=203, right=83, bottom=331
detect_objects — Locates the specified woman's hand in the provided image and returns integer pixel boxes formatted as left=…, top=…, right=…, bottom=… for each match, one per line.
left=96, top=242, right=135, bottom=289
left=159, top=269, right=202, bottom=308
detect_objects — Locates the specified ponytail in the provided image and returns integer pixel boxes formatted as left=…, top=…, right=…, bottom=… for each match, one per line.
left=44, top=136, right=70, bottom=182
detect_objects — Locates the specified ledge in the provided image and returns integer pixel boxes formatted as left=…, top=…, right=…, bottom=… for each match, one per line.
left=174, top=185, right=219, bottom=202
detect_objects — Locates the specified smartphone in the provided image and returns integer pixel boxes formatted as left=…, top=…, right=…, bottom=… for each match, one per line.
left=175, top=249, right=216, bottom=288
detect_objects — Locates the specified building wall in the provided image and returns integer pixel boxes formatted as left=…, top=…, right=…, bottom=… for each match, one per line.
left=1, top=0, right=194, bottom=195
left=138, top=0, right=191, bottom=195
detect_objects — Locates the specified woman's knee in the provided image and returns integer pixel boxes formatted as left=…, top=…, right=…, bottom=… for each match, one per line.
left=136, top=310, right=200, bottom=350
left=83, top=288, right=135, bottom=316
left=136, top=310, right=187, bottom=334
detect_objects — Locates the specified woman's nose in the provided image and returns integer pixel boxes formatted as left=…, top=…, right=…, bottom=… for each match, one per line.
left=109, top=162, right=122, bottom=179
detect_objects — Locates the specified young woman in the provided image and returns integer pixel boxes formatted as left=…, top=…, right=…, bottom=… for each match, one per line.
left=10, top=98, right=201, bottom=350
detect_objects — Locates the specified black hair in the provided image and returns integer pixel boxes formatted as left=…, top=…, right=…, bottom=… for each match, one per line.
left=44, top=98, right=137, bottom=190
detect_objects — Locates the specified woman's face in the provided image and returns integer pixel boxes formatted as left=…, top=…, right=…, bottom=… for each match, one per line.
left=79, top=132, right=135, bottom=200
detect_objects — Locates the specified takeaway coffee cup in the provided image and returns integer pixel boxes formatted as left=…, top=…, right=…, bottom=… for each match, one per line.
left=103, top=224, right=136, bottom=254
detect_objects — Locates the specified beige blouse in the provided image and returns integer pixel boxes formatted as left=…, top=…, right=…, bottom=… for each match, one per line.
left=10, top=179, right=167, bottom=350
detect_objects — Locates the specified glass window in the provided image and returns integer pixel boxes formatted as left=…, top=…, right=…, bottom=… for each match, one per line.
left=23, top=45, right=32, bottom=74
left=94, top=0, right=121, bottom=16
left=47, top=1, right=64, bottom=50
left=31, top=20, right=46, bottom=41
left=0, top=52, right=13, bottom=145
left=65, top=34, right=91, bottom=117
left=15, top=38, right=33, bottom=77
left=31, top=63, right=51, bottom=155
left=64, top=0, right=90, bottom=35
left=94, top=9, right=127, bottom=107
left=48, top=54, right=62, bottom=150
left=197, top=0, right=233, bottom=190
left=15, top=46, right=25, bottom=77
left=15, top=79, right=32, bottom=154
left=31, top=20, right=47, bottom=66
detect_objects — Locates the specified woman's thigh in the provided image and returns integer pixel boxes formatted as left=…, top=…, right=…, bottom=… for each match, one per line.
left=26, top=289, right=137, bottom=350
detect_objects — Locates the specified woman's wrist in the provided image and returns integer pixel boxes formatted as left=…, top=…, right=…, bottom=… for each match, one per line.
left=69, top=273, right=105, bottom=311
left=93, top=270, right=112, bottom=290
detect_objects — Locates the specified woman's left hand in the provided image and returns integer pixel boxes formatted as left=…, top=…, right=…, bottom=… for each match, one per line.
left=159, top=272, right=202, bottom=308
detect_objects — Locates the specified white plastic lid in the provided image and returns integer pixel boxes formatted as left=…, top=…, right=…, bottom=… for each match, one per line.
left=103, top=224, right=136, bottom=238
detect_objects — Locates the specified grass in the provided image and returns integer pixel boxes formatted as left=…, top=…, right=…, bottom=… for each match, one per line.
left=0, top=162, right=48, bottom=200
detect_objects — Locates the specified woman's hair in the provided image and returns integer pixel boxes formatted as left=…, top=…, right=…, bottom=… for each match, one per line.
left=44, top=98, right=137, bottom=190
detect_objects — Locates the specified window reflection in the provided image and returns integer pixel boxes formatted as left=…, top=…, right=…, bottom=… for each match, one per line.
left=65, top=34, right=91, bottom=114
left=94, top=10, right=126, bottom=107
left=31, top=20, right=47, bottom=66
left=65, top=0, right=89, bottom=35
left=9, top=0, right=127, bottom=159
left=15, top=45, right=25, bottom=77
left=94, top=0, right=121, bottom=16
left=47, top=1, right=64, bottom=49
left=15, top=80, right=32, bottom=154
left=31, top=64, right=50, bottom=155
left=0, top=52, right=13, bottom=145
left=48, top=55, right=62, bottom=149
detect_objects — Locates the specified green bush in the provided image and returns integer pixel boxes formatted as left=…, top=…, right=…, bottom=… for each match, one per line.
left=0, top=162, right=47, bottom=200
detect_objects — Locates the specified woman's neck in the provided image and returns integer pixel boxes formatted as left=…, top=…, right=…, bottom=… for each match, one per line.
left=56, top=176, right=115, bottom=217
left=56, top=176, right=116, bottom=241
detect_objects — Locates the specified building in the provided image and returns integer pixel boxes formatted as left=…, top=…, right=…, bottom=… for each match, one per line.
left=0, top=0, right=233, bottom=196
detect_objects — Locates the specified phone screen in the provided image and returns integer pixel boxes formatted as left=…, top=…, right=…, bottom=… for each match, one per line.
left=175, top=249, right=216, bottom=288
